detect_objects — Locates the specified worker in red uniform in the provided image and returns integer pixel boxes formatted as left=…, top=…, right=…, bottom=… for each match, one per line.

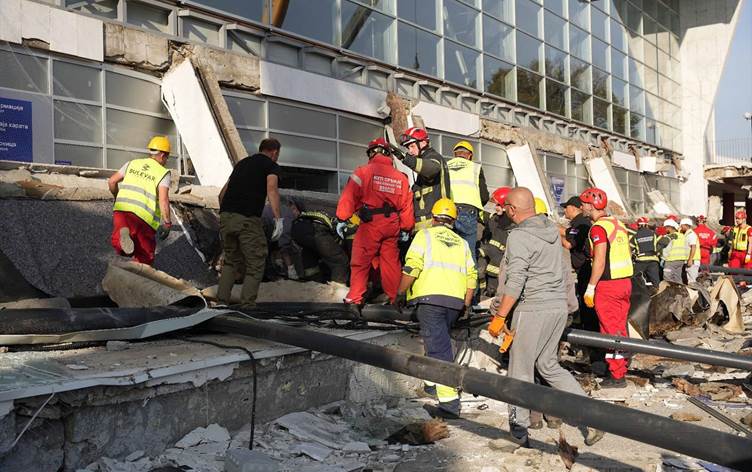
left=580, top=187, right=633, bottom=389
left=694, top=215, right=717, bottom=266
left=336, top=138, right=414, bottom=309
left=728, top=209, right=752, bottom=269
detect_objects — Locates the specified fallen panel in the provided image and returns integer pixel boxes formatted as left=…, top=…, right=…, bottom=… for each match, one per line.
left=506, top=144, right=550, bottom=206
left=646, top=189, right=679, bottom=216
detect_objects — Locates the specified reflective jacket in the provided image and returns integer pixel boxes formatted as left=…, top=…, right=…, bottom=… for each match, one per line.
left=685, top=229, right=701, bottom=262
left=732, top=225, right=752, bottom=252
left=589, top=216, right=634, bottom=280
left=447, top=157, right=482, bottom=210
left=663, top=231, right=688, bottom=262
left=402, top=147, right=451, bottom=232
left=336, top=154, right=414, bottom=232
left=403, top=225, right=477, bottom=310
left=631, top=227, right=658, bottom=262
left=113, top=157, right=168, bottom=230
left=298, top=211, right=334, bottom=231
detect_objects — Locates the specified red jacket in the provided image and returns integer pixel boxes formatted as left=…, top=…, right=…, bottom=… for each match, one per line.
left=336, top=154, right=414, bottom=232
left=694, top=223, right=717, bottom=251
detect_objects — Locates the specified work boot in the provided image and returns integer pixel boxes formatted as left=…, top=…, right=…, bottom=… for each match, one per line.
left=508, top=425, right=530, bottom=448
left=585, top=428, right=605, bottom=446
left=546, top=418, right=563, bottom=429
left=599, top=376, right=627, bottom=389
left=119, top=227, right=134, bottom=256
left=287, top=265, right=299, bottom=280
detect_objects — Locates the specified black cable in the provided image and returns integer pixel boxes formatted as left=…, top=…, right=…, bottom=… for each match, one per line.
left=177, top=337, right=258, bottom=451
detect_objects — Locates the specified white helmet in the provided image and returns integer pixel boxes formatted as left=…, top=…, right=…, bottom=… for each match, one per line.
left=679, top=217, right=693, bottom=227
left=663, top=219, right=680, bottom=229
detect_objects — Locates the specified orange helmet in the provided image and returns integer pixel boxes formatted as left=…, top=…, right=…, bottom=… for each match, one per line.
left=491, top=186, right=511, bottom=206
left=579, top=187, right=608, bottom=211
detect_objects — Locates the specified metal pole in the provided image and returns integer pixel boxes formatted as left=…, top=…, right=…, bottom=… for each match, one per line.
left=204, top=315, right=752, bottom=469
left=702, top=264, right=752, bottom=276
left=687, top=397, right=752, bottom=437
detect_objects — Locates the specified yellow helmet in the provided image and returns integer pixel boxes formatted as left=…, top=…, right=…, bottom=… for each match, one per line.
left=534, top=197, right=548, bottom=215
left=147, top=136, right=171, bottom=154
left=348, top=214, right=361, bottom=226
left=431, top=198, right=458, bottom=220
left=453, top=140, right=474, bottom=155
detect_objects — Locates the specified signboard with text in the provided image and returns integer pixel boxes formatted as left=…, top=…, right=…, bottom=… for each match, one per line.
left=550, top=176, right=565, bottom=205
left=0, top=97, right=33, bottom=162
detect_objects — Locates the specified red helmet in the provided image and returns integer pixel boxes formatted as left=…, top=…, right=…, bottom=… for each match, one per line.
left=367, top=137, right=390, bottom=158
left=735, top=209, right=747, bottom=220
left=491, top=186, right=511, bottom=206
left=400, top=127, right=429, bottom=146
left=579, top=187, right=608, bottom=211
left=696, top=215, right=706, bottom=222
left=666, top=214, right=679, bottom=221
left=637, top=216, right=649, bottom=225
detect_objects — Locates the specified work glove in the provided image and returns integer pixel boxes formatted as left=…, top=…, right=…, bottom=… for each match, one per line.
left=489, top=296, right=500, bottom=314
left=390, top=144, right=406, bottom=161
left=584, top=284, right=596, bottom=308
left=399, top=230, right=411, bottom=243
left=746, top=254, right=752, bottom=264
left=393, top=292, right=407, bottom=313
left=488, top=315, right=507, bottom=338
left=271, top=218, right=284, bottom=242
left=335, top=220, right=348, bottom=240
left=156, top=223, right=171, bottom=241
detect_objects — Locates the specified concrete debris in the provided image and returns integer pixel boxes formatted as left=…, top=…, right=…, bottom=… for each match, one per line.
left=175, top=424, right=231, bottom=448
left=65, top=364, right=89, bottom=370
left=225, top=448, right=280, bottom=472
left=670, top=411, right=702, bottom=422
left=661, top=365, right=696, bottom=378
left=298, top=442, right=333, bottom=461
left=275, top=412, right=351, bottom=450
left=0, top=297, right=70, bottom=309
left=203, top=279, right=350, bottom=304
left=105, top=341, right=130, bottom=352
left=741, top=412, right=752, bottom=427
left=102, top=259, right=204, bottom=308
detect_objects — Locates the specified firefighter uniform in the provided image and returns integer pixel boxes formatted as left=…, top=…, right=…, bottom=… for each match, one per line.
left=401, top=149, right=450, bottom=232
left=694, top=221, right=717, bottom=266
left=291, top=211, right=349, bottom=284
left=478, top=212, right=513, bottom=296
left=401, top=203, right=477, bottom=416
left=589, top=216, right=633, bottom=381
left=729, top=224, right=752, bottom=269
left=631, top=225, right=660, bottom=286
left=336, top=144, right=414, bottom=304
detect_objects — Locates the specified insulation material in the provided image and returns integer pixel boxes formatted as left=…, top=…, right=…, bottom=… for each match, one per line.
left=584, top=156, right=630, bottom=217
left=102, top=259, right=204, bottom=308
left=505, top=144, right=549, bottom=205
left=161, top=58, right=234, bottom=187
left=411, top=102, right=480, bottom=137
left=612, top=151, right=639, bottom=172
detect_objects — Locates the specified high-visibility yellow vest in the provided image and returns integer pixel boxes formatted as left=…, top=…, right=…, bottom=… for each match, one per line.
left=403, top=225, right=477, bottom=306
left=590, top=216, right=634, bottom=280
left=663, top=231, right=688, bottom=262
left=685, top=229, right=701, bottom=262
left=113, top=158, right=168, bottom=230
left=732, top=225, right=751, bottom=252
left=447, top=157, right=483, bottom=210
left=631, top=227, right=659, bottom=262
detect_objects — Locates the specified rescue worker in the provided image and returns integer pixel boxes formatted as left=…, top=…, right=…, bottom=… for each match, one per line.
left=336, top=137, right=414, bottom=308
left=291, top=204, right=349, bottom=285
left=580, top=187, right=633, bottom=388
left=108, top=135, right=173, bottom=266
left=681, top=217, right=701, bottom=283
left=217, top=139, right=284, bottom=307
left=560, top=196, right=597, bottom=331
left=446, top=140, right=489, bottom=256
left=657, top=219, right=687, bottom=284
left=395, top=198, right=476, bottom=418
left=397, top=127, right=451, bottom=232
left=631, top=217, right=660, bottom=287
left=478, top=187, right=513, bottom=297
left=728, top=209, right=752, bottom=269
left=694, top=215, right=718, bottom=266
left=488, top=187, right=604, bottom=447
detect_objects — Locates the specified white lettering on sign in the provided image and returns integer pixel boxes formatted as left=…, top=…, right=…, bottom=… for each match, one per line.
left=372, top=174, right=402, bottom=194
left=0, top=103, right=25, bottom=112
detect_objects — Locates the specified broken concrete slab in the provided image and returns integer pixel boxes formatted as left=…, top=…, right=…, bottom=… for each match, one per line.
left=275, top=412, right=351, bottom=450
left=0, top=297, right=70, bottom=310
left=670, top=411, right=702, bottom=422
left=102, top=259, right=204, bottom=308
left=203, top=280, right=350, bottom=304
left=175, top=424, right=231, bottom=448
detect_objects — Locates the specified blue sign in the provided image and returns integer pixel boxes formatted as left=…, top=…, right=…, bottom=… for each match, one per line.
left=550, top=176, right=565, bottom=205
left=0, top=97, right=33, bottom=162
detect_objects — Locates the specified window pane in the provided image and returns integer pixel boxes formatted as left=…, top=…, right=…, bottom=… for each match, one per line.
left=611, top=18, right=626, bottom=52
left=544, top=11, right=567, bottom=50
left=237, top=129, right=267, bottom=155
left=516, top=69, right=542, bottom=108
left=225, top=96, right=265, bottom=128
left=342, top=2, right=395, bottom=62
left=483, top=56, right=515, bottom=99
left=626, top=2, right=641, bottom=33
left=106, top=72, right=165, bottom=114
left=106, top=109, right=176, bottom=148
left=483, top=0, right=514, bottom=23
left=483, top=164, right=515, bottom=187
left=571, top=90, right=591, bottom=123
left=445, top=41, right=479, bottom=87
left=593, top=97, right=609, bottom=129
left=339, top=116, right=383, bottom=144
left=280, top=166, right=338, bottom=193
left=53, top=61, right=100, bottom=101
left=399, top=0, right=438, bottom=31
left=0, top=50, right=48, bottom=93
left=107, top=149, right=143, bottom=170
left=54, top=143, right=103, bottom=167
left=545, top=0, right=564, bottom=17
left=613, top=105, right=627, bottom=135
left=483, top=15, right=514, bottom=62
left=644, top=41, right=657, bottom=70
left=338, top=143, right=366, bottom=171
left=545, top=46, right=566, bottom=82
left=444, top=0, right=479, bottom=47
left=592, top=37, right=609, bottom=71
left=276, top=0, right=336, bottom=44
left=516, top=31, right=542, bottom=72
left=190, top=0, right=264, bottom=22
left=611, top=48, right=626, bottom=80
left=591, top=7, right=608, bottom=41
left=516, top=0, right=541, bottom=37
left=127, top=1, right=171, bottom=33
left=592, top=67, right=609, bottom=99
left=481, top=143, right=510, bottom=167
left=269, top=102, right=336, bottom=137
left=398, top=22, right=440, bottom=75
left=646, top=119, right=657, bottom=144
left=546, top=80, right=567, bottom=116
left=611, top=77, right=627, bottom=106
left=54, top=101, right=102, bottom=143
left=64, top=0, right=118, bottom=19
left=644, top=67, right=658, bottom=94
left=569, top=0, right=589, bottom=30
left=570, top=57, right=590, bottom=92
left=182, top=17, right=220, bottom=46
left=569, top=25, right=589, bottom=61
left=275, top=134, right=337, bottom=168
left=628, top=58, right=643, bottom=88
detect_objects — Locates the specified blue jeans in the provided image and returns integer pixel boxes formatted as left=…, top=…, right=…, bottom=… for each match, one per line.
left=417, top=304, right=462, bottom=414
left=453, top=206, right=478, bottom=262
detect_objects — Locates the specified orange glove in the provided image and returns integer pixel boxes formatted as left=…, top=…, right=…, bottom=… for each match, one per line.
left=584, top=284, right=596, bottom=308
left=746, top=254, right=751, bottom=264
left=488, top=315, right=507, bottom=338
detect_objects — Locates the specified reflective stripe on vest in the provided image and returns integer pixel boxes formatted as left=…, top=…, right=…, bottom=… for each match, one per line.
left=447, top=157, right=482, bottom=210
left=664, top=231, right=688, bottom=262
left=113, top=158, right=168, bottom=230
left=632, top=228, right=658, bottom=262
left=686, top=229, right=701, bottom=262
left=733, top=225, right=750, bottom=252
left=590, top=216, right=634, bottom=279
left=406, top=226, right=472, bottom=302
left=489, top=239, right=505, bottom=250
left=299, top=211, right=333, bottom=230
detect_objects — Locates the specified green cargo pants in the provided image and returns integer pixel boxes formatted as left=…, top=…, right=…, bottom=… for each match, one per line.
left=217, top=212, right=267, bottom=306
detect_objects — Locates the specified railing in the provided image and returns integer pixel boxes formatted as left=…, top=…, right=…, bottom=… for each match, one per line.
left=706, top=138, right=752, bottom=165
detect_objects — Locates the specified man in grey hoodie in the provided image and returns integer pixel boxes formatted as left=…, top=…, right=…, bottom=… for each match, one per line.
left=488, top=187, right=603, bottom=448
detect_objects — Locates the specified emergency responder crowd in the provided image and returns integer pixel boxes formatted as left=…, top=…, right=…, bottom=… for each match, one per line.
left=109, top=132, right=747, bottom=451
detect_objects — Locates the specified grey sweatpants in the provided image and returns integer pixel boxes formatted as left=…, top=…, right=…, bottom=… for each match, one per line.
left=508, top=306, right=586, bottom=431
left=663, top=260, right=684, bottom=284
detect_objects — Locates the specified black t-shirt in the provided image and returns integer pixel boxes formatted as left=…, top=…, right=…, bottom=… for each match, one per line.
left=220, top=154, right=280, bottom=217
left=566, top=212, right=592, bottom=270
